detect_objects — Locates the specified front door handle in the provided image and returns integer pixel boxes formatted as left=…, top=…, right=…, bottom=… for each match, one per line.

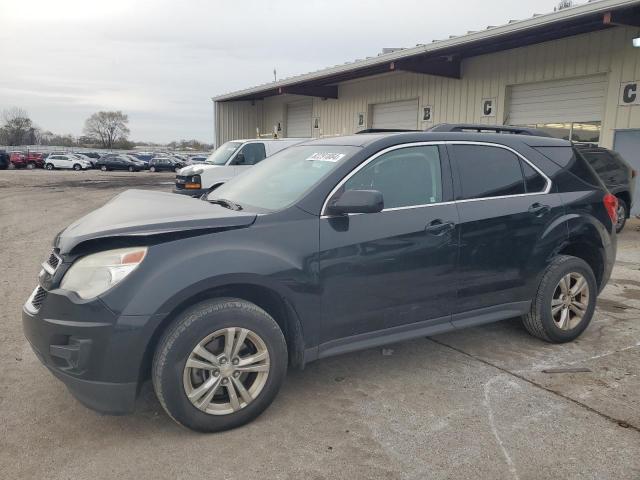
left=528, top=203, right=551, bottom=217
left=425, top=219, right=455, bottom=235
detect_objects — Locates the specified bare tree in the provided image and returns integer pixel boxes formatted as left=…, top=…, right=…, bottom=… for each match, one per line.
left=0, top=108, right=34, bottom=145
left=83, top=111, right=130, bottom=149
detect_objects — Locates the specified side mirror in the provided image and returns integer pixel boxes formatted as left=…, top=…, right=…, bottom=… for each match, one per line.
left=327, top=189, right=384, bottom=215
left=234, top=152, right=246, bottom=165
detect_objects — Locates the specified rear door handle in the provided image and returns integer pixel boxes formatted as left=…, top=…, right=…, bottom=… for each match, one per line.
left=528, top=203, right=551, bottom=217
left=425, top=219, right=455, bottom=235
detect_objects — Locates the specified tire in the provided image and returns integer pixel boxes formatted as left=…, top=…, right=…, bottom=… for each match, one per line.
left=522, top=255, right=597, bottom=343
left=150, top=166, right=156, bottom=172
left=26, top=162, right=35, bottom=170
left=152, top=298, right=287, bottom=432
left=128, top=166, right=134, bottom=172
left=615, top=198, right=628, bottom=233
left=73, top=163, right=81, bottom=171
left=45, top=163, right=54, bottom=170
left=100, top=165, right=107, bottom=172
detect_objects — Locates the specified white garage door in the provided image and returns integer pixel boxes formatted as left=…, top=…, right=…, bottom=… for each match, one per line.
left=286, top=100, right=312, bottom=137
left=508, top=75, right=607, bottom=125
left=372, top=99, right=418, bottom=130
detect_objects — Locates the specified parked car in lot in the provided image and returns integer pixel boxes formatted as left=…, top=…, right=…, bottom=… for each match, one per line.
left=23, top=129, right=617, bottom=432
left=149, top=157, right=179, bottom=172
left=96, top=155, right=142, bottom=172
left=0, top=150, right=9, bottom=169
left=44, top=154, right=92, bottom=170
left=69, top=153, right=95, bottom=168
left=575, top=144, right=636, bottom=232
left=174, top=138, right=308, bottom=196
left=9, top=151, right=25, bottom=167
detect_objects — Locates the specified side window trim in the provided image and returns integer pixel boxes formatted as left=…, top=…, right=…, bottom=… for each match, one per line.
left=321, top=141, right=451, bottom=216
left=447, top=141, right=551, bottom=203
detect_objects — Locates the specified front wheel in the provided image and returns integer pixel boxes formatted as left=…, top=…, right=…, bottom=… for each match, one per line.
left=522, top=255, right=597, bottom=343
left=128, top=166, right=134, bottom=172
left=150, top=166, right=156, bottom=172
left=100, top=165, right=107, bottom=171
left=45, top=163, right=54, bottom=170
left=73, top=163, right=81, bottom=171
left=616, top=198, right=628, bottom=233
left=152, top=298, right=287, bottom=432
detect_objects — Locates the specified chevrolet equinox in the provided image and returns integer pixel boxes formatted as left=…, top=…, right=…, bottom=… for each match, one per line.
left=23, top=131, right=618, bottom=432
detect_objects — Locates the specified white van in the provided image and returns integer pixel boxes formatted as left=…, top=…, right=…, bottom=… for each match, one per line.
left=174, top=138, right=309, bottom=197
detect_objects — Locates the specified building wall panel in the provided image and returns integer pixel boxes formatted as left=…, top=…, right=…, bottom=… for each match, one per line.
left=215, top=26, right=640, bottom=148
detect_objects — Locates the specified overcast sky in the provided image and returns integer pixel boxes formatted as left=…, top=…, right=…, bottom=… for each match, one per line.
left=0, top=0, right=565, bottom=144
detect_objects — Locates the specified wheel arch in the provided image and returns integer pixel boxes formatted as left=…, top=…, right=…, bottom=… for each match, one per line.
left=139, top=281, right=307, bottom=385
left=555, top=237, right=605, bottom=290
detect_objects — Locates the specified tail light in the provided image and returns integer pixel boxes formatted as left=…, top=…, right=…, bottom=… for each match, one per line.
left=603, top=193, right=618, bottom=225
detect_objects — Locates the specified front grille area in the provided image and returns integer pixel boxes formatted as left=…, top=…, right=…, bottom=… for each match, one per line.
left=31, top=286, right=48, bottom=311
left=47, top=251, right=60, bottom=270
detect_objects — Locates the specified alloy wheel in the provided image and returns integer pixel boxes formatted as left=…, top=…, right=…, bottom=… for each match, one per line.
left=551, top=272, right=589, bottom=330
left=183, top=327, right=270, bottom=415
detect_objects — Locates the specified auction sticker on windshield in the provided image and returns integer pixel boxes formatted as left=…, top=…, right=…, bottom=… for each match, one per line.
left=306, top=153, right=345, bottom=162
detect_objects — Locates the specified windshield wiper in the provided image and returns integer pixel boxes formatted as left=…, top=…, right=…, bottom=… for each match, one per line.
left=207, top=198, right=243, bottom=211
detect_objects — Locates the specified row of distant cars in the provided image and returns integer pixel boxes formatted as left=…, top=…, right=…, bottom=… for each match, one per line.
left=0, top=150, right=210, bottom=172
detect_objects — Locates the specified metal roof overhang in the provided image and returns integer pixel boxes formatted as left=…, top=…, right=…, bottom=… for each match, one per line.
left=214, top=0, right=640, bottom=102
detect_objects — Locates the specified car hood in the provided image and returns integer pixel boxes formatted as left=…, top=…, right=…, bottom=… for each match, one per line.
left=179, top=164, right=220, bottom=175
left=55, top=189, right=256, bottom=253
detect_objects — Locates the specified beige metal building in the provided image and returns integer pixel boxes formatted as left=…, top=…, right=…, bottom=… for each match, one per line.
left=213, top=0, right=640, bottom=170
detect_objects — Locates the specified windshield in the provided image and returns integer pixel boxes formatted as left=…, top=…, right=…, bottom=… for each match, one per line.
left=206, top=141, right=243, bottom=166
left=207, top=145, right=358, bottom=211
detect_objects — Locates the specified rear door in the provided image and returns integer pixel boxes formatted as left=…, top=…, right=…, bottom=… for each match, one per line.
left=447, top=142, right=563, bottom=323
left=318, top=143, right=459, bottom=350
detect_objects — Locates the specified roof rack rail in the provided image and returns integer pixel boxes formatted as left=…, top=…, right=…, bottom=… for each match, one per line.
left=356, top=128, right=421, bottom=134
left=426, top=123, right=552, bottom=137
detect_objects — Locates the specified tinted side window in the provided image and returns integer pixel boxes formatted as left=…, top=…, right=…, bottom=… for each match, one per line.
left=534, top=147, right=601, bottom=187
left=452, top=145, right=525, bottom=199
left=344, top=146, right=442, bottom=209
left=521, top=161, right=547, bottom=193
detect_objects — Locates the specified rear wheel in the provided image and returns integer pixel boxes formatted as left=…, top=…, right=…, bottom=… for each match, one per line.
left=150, top=166, right=157, bottom=172
left=152, top=298, right=287, bottom=432
left=100, top=165, right=107, bottom=171
left=128, top=166, right=134, bottom=172
left=26, top=162, right=35, bottom=170
left=615, top=198, right=628, bottom=233
left=45, top=163, right=54, bottom=170
left=522, top=255, right=597, bottom=343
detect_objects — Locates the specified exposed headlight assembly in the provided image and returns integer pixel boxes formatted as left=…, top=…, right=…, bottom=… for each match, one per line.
left=60, top=247, right=147, bottom=299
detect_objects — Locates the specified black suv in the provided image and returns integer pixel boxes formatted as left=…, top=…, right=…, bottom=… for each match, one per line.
left=23, top=132, right=617, bottom=432
left=575, top=144, right=636, bottom=232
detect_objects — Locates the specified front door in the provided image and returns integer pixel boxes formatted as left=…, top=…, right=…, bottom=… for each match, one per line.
left=614, top=129, right=640, bottom=215
left=447, top=143, right=563, bottom=321
left=232, top=143, right=266, bottom=177
left=318, top=144, right=459, bottom=348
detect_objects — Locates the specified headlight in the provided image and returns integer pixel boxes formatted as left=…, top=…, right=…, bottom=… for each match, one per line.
left=60, top=247, right=147, bottom=299
left=185, top=174, right=202, bottom=189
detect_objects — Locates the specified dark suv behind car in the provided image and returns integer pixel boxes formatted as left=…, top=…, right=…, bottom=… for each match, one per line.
left=23, top=131, right=617, bottom=432
left=575, top=144, right=636, bottom=232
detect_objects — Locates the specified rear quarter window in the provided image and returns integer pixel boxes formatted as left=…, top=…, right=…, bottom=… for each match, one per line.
left=533, top=146, right=601, bottom=188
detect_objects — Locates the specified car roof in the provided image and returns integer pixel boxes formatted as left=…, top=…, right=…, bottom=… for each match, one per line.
left=296, top=132, right=570, bottom=149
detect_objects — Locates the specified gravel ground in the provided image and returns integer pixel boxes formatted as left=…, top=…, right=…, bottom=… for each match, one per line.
left=1, top=169, right=639, bottom=480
